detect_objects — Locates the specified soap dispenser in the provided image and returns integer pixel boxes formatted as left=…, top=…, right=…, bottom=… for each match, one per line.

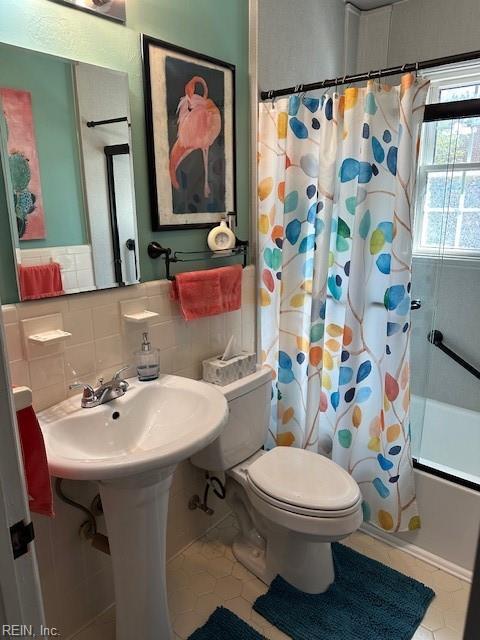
left=136, top=332, right=159, bottom=381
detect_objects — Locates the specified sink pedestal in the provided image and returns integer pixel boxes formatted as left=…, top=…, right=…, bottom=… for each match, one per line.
left=99, top=467, right=176, bottom=640
left=38, top=375, right=228, bottom=639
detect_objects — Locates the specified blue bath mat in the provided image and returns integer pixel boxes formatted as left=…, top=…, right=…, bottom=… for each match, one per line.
left=253, top=542, right=435, bottom=640
left=188, top=606, right=264, bottom=639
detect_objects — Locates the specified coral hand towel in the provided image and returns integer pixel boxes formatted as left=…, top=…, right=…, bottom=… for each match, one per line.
left=16, top=406, right=54, bottom=517
left=19, top=262, right=64, bottom=301
left=171, top=264, right=242, bottom=321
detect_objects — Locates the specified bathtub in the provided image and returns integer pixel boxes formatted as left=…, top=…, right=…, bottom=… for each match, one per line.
left=363, top=395, right=480, bottom=578
left=411, top=395, right=480, bottom=486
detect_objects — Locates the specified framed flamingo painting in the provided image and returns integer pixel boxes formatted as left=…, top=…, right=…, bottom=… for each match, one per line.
left=142, top=35, right=236, bottom=230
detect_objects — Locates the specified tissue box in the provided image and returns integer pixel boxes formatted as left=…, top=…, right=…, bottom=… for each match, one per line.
left=203, top=352, right=257, bottom=386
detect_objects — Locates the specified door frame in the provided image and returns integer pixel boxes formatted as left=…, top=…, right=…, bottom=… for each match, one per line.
left=0, top=305, right=44, bottom=628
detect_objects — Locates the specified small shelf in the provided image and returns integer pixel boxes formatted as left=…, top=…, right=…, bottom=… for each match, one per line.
left=123, top=310, right=159, bottom=323
left=28, top=329, right=72, bottom=345
left=13, top=386, right=32, bottom=411
left=147, top=240, right=249, bottom=280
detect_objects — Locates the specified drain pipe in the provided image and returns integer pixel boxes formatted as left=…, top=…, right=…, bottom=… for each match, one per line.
left=55, top=478, right=110, bottom=555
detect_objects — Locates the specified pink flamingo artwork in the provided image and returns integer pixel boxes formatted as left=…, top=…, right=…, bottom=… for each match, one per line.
left=169, top=75, right=222, bottom=199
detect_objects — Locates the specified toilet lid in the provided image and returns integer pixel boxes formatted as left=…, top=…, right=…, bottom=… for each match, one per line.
left=247, top=447, right=361, bottom=511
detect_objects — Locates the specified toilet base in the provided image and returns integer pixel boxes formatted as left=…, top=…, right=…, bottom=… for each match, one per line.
left=232, top=528, right=335, bottom=594
left=265, top=526, right=335, bottom=593
left=232, top=538, right=274, bottom=585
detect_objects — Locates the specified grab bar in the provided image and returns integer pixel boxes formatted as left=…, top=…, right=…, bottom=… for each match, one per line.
left=427, top=330, right=480, bottom=380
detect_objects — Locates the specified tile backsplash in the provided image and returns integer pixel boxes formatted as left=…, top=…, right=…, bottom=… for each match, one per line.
left=2, top=266, right=255, bottom=638
left=4, top=265, right=255, bottom=411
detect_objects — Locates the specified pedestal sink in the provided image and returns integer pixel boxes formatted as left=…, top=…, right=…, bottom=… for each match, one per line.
left=38, top=375, right=228, bottom=640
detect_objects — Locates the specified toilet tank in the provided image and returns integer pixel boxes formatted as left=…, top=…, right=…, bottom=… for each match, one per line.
left=190, top=367, right=272, bottom=471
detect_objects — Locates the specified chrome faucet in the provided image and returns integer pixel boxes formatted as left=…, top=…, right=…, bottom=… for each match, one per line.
left=69, top=367, right=130, bottom=408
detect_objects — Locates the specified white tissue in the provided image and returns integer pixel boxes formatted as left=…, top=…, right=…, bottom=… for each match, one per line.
left=221, top=335, right=238, bottom=361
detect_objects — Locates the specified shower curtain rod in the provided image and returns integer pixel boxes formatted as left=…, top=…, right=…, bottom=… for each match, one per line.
left=260, top=49, right=480, bottom=100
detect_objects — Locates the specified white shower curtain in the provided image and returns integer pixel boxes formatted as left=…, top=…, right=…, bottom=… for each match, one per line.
left=258, top=74, right=429, bottom=532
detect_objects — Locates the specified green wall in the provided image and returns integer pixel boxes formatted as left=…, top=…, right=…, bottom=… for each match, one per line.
left=0, top=0, right=250, bottom=303
left=0, top=42, right=87, bottom=253
left=0, top=158, right=17, bottom=302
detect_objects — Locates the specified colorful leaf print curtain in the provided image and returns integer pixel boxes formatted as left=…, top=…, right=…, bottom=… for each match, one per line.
left=258, top=75, right=430, bottom=532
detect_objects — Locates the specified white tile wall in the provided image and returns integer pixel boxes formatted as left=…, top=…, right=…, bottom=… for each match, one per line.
left=18, top=245, right=95, bottom=296
left=2, top=266, right=255, bottom=638
left=4, top=265, right=255, bottom=411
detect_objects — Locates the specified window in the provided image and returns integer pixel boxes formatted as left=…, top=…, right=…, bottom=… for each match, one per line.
left=414, top=69, right=480, bottom=258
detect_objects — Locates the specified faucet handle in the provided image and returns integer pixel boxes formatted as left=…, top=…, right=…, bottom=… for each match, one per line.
left=68, top=382, right=95, bottom=400
left=111, top=366, right=130, bottom=392
left=112, top=366, right=129, bottom=381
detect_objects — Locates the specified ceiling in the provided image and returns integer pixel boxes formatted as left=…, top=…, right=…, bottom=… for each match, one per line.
left=348, top=0, right=396, bottom=9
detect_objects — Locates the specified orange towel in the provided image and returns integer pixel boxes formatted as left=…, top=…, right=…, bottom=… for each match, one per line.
left=18, top=262, right=64, bottom=301
left=170, top=264, right=242, bottom=321
left=16, top=406, right=54, bottom=517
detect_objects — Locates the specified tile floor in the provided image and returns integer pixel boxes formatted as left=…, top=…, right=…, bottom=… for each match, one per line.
left=72, top=514, right=471, bottom=640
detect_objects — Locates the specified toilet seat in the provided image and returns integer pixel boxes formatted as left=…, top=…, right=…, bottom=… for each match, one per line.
left=247, top=479, right=362, bottom=518
left=246, top=447, right=361, bottom=517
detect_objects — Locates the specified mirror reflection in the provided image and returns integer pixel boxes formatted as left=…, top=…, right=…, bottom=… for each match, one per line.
left=0, top=43, right=139, bottom=301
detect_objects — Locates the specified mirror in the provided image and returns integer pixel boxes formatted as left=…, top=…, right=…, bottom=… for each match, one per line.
left=0, top=43, right=140, bottom=301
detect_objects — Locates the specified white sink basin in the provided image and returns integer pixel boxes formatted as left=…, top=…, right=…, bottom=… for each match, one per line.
left=38, top=374, right=228, bottom=481
left=38, top=375, right=228, bottom=640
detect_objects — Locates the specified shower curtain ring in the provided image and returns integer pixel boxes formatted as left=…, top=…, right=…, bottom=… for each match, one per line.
left=321, top=79, right=329, bottom=101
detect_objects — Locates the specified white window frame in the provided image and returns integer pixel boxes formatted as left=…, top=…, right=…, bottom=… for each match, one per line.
left=413, top=64, right=480, bottom=262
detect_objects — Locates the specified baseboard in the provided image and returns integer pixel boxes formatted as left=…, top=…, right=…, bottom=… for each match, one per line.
left=169, top=510, right=233, bottom=562
left=68, top=603, right=115, bottom=640
left=361, top=523, right=473, bottom=583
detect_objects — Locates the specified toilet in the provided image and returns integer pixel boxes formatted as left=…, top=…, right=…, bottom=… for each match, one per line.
left=191, top=367, right=363, bottom=594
